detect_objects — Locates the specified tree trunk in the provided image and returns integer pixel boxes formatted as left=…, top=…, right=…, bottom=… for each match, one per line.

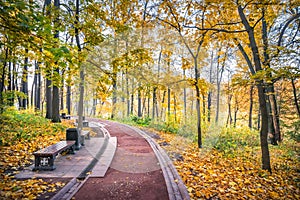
left=291, top=78, right=300, bottom=117
left=21, top=49, right=29, bottom=109
left=31, top=62, right=37, bottom=107
left=160, top=90, right=166, bottom=121
left=45, top=75, right=52, bottom=119
left=138, top=85, right=142, bottom=117
left=0, top=48, right=8, bottom=112
left=269, top=87, right=281, bottom=142
left=8, top=53, right=11, bottom=92
left=226, top=94, right=232, bottom=126
left=51, top=0, right=61, bottom=123
left=15, top=64, right=22, bottom=109
left=7, top=51, right=14, bottom=106
left=8, top=56, right=16, bottom=107
left=257, top=85, right=271, bottom=172
left=262, top=15, right=280, bottom=144
left=121, top=72, right=125, bottom=118
left=216, top=46, right=226, bottom=124
left=130, top=78, right=134, bottom=115
left=126, top=70, right=130, bottom=117
left=52, top=81, right=61, bottom=122
left=142, top=91, right=146, bottom=117
left=257, top=107, right=261, bottom=130
left=238, top=5, right=271, bottom=172
left=66, top=84, right=71, bottom=115
left=202, top=94, right=206, bottom=119
left=194, top=56, right=202, bottom=148
left=152, top=87, right=157, bottom=120
left=183, top=69, right=187, bottom=123
left=266, top=95, right=276, bottom=144
left=234, top=94, right=238, bottom=127
left=207, top=91, right=212, bottom=122
left=195, top=85, right=202, bottom=148
left=35, top=61, right=41, bottom=110
left=167, top=87, right=171, bottom=121
left=44, top=0, right=52, bottom=119
left=190, top=89, right=194, bottom=116
left=215, top=48, right=221, bottom=124
left=75, top=0, right=84, bottom=132
left=207, top=50, right=214, bottom=122
left=111, top=37, right=118, bottom=119
left=249, top=85, right=254, bottom=128
left=174, top=95, right=177, bottom=123
left=147, top=87, right=150, bottom=117
left=92, top=96, right=97, bottom=116
left=111, top=72, right=117, bottom=119
left=60, top=70, right=65, bottom=111
left=154, top=49, right=162, bottom=121
left=78, top=66, right=84, bottom=129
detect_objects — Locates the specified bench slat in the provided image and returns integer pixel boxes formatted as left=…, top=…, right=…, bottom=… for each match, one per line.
left=33, top=141, right=75, bottom=156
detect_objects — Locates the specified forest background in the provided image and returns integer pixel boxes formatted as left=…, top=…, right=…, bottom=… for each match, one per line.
left=0, top=0, right=299, bottom=199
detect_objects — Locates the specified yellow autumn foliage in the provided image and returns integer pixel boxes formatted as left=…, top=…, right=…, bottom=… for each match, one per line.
left=153, top=128, right=299, bottom=200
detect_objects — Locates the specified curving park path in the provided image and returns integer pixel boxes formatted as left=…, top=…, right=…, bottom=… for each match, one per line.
left=17, top=118, right=189, bottom=200
left=73, top=119, right=189, bottom=200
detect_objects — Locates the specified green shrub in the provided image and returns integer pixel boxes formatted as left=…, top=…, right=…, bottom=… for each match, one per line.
left=0, top=107, right=66, bottom=146
left=130, top=115, right=152, bottom=126
left=211, top=126, right=260, bottom=154
left=285, top=120, right=300, bottom=142
left=177, top=124, right=197, bottom=142
left=149, top=122, right=178, bottom=134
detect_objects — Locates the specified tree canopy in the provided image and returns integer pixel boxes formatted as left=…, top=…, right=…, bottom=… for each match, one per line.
left=1, top=0, right=299, bottom=177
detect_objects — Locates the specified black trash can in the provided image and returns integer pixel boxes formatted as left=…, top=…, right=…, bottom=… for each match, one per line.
left=66, top=128, right=81, bottom=150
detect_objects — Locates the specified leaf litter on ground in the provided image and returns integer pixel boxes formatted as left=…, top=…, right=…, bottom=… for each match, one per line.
left=146, top=127, right=300, bottom=200
left=0, top=108, right=75, bottom=199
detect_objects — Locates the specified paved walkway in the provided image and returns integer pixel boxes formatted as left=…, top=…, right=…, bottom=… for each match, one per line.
left=16, top=119, right=189, bottom=200
left=16, top=121, right=117, bottom=179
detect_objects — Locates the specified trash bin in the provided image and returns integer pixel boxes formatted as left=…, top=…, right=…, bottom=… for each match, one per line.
left=66, top=128, right=81, bottom=150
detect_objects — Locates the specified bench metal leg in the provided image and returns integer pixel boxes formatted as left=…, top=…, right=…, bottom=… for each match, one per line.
left=81, top=135, right=85, bottom=146
left=33, top=155, right=56, bottom=171
left=68, top=145, right=75, bottom=154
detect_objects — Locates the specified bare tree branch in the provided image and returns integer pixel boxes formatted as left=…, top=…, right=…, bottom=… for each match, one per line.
left=278, top=13, right=300, bottom=47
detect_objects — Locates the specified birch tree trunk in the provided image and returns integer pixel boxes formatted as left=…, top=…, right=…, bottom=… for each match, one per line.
left=76, top=0, right=84, bottom=131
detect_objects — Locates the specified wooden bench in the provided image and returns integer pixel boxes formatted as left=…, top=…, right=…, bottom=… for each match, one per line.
left=83, top=121, right=89, bottom=127
left=33, top=141, right=75, bottom=171
left=74, top=117, right=89, bottom=127
left=61, top=113, right=71, bottom=119
left=80, top=130, right=90, bottom=146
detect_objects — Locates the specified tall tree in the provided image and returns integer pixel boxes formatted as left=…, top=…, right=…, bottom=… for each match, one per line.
left=0, top=48, right=8, bottom=112
left=44, top=0, right=52, bottom=119
left=20, top=49, right=29, bottom=109
left=75, top=0, right=84, bottom=130
left=51, top=0, right=61, bottom=123
left=147, top=1, right=212, bottom=147
left=237, top=3, right=271, bottom=172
